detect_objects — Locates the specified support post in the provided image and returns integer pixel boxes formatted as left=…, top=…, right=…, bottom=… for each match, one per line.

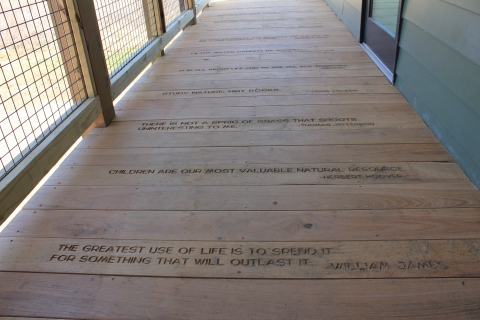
left=156, top=0, right=167, bottom=56
left=74, top=0, right=115, bottom=126
left=187, top=0, right=197, bottom=25
left=47, top=0, right=82, bottom=102
left=142, top=0, right=157, bottom=39
left=157, top=0, right=168, bottom=33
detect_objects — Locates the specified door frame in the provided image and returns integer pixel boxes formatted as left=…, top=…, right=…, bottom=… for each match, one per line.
left=359, top=0, right=405, bottom=83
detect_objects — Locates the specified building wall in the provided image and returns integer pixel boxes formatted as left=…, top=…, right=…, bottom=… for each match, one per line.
left=325, top=0, right=480, bottom=188
left=324, top=0, right=362, bottom=41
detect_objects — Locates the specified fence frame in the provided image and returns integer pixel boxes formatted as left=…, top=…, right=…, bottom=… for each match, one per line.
left=0, top=0, right=211, bottom=224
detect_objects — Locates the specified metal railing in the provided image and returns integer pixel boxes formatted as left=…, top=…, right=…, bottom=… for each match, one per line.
left=163, top=0, right=189, bottom=27
left=94, top=0, right=158, bottom=77
left=0, top=0, right=211, bottom=223
left=0, top=0, right=87, bottom=180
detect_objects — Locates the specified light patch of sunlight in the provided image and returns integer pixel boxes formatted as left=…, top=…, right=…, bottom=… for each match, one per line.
left=114, top=63, right=153, bottom=106
left=165, top=30, right=184, bottom=52
left=0, top=136, right=83, bottom=233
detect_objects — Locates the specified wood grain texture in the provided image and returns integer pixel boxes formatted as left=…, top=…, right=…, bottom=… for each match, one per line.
left=46, top=162, right=467, bottom=186
left=4, top=208, right=480, bottom=241
left=61, top=144, right=454, bottom=166
left=2, top=0, right=479, bottom=317
left=0, top=273, right=479, bottom=319
left=1, top=238, right=480, bottom=278
left=25, top=184, right=479, bottom=211
left=80, top=128, right=439, bottom=149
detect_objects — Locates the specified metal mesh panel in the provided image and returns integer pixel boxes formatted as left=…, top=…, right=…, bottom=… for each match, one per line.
left=94, top=0, right=158, bottom=78
left=0, top=0, right=87, bottom=180
left=163, top=0, right=188, bottom=27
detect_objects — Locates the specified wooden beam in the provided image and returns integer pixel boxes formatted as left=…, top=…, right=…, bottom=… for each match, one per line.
left=64, top=0, right=95, bottom=97
left=142, top=0, right=157, bottom=39
left=157, top=0, right=167, bottom=34
left=196, top=0, right=210, bottom=13
left=46, top=0, right=81, bottom=102
left=74, top=0, right=115, bottom=126
left=0, top=97, right=102, bottom=225
left=152, top=0, right=166, bottom=35
left=187, top=0, right=197, bottom=25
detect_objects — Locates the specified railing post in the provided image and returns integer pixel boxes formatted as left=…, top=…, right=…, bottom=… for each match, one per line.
left=188, top=0, right=197, bottom=25
left=142, top=0, right=156, bottom=39
left=47, top=0, right=82, bottom=102
left=156, top=0, right=168, bottom=33
left=74, top=0, right=115, bottom=126
left=155, top=0, right=167, bottom=56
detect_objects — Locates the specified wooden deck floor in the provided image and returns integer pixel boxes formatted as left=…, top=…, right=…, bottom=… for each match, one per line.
left=2, top=0, right=480, bottom=318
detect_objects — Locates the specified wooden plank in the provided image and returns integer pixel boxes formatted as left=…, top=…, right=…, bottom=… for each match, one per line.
left=253, top=104, right=417, bottom=117
left=79, top=128, right=439, bottom=149
left=131, top=77, right=391, bottom=91
left=2, top=238, right=480, bottom=278
left=114, top=95, right=408, bottom=111
left=4, top=207, right=480, bottom=241
left=136, top=69, right=386, bottom=83
left=24, top=184, right=480, bottom=211
left=159, top=47, right=370, bottom=62
left=103, top=115, right=425, bottom=132
left=180, top=32, right=355, bottom=43
left=47, top=162, right=467, bottom=187
left=152, top=52, right=375, bottom=64
left=62, top=144, right=454, bottom=167
left=123, top=85, right=399, bottom=101
left=154, top=52, right=371, bottom=63
left=148, top=59, right=376, bottom=75
left=183, top=26, right=352, bottom=37
left=195, top=16, right=343, bottom=25
left=165, top=43, right=365, bottom=55
left=114, top=107, right=255, bottom=120
left=196, top=12, right=339, bottom=22
left=1, top=273, right=479, bottom=319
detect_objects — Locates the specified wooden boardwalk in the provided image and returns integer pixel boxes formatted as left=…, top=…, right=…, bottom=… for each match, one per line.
left=2, top=0, right=480, bottom=318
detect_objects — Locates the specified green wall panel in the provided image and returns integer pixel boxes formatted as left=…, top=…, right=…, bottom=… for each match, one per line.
left=442, top=0, right=480, bottom=15
left=399, top=20, right=480, bottom=118
left=403, top=0, right=480, bottom=66
left=324, top=0, right=362, bottom=41
left=396, top=49, right=480, bottom=188
left=396, top=0, right=480, bottom=188
left=346, top=0, right=362, bottom=12
left=342, top=0, right=361, bottom=39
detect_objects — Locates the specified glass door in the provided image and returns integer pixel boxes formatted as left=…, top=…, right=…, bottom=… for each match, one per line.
left=361, top=0, right=404, bottom=82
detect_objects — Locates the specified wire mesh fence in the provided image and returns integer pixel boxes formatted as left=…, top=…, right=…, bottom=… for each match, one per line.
left=94, top=0, right=158, bottom=78
left=0, top=0, right=88, bottom=180
left=163, top=0, right=188, bottom=27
